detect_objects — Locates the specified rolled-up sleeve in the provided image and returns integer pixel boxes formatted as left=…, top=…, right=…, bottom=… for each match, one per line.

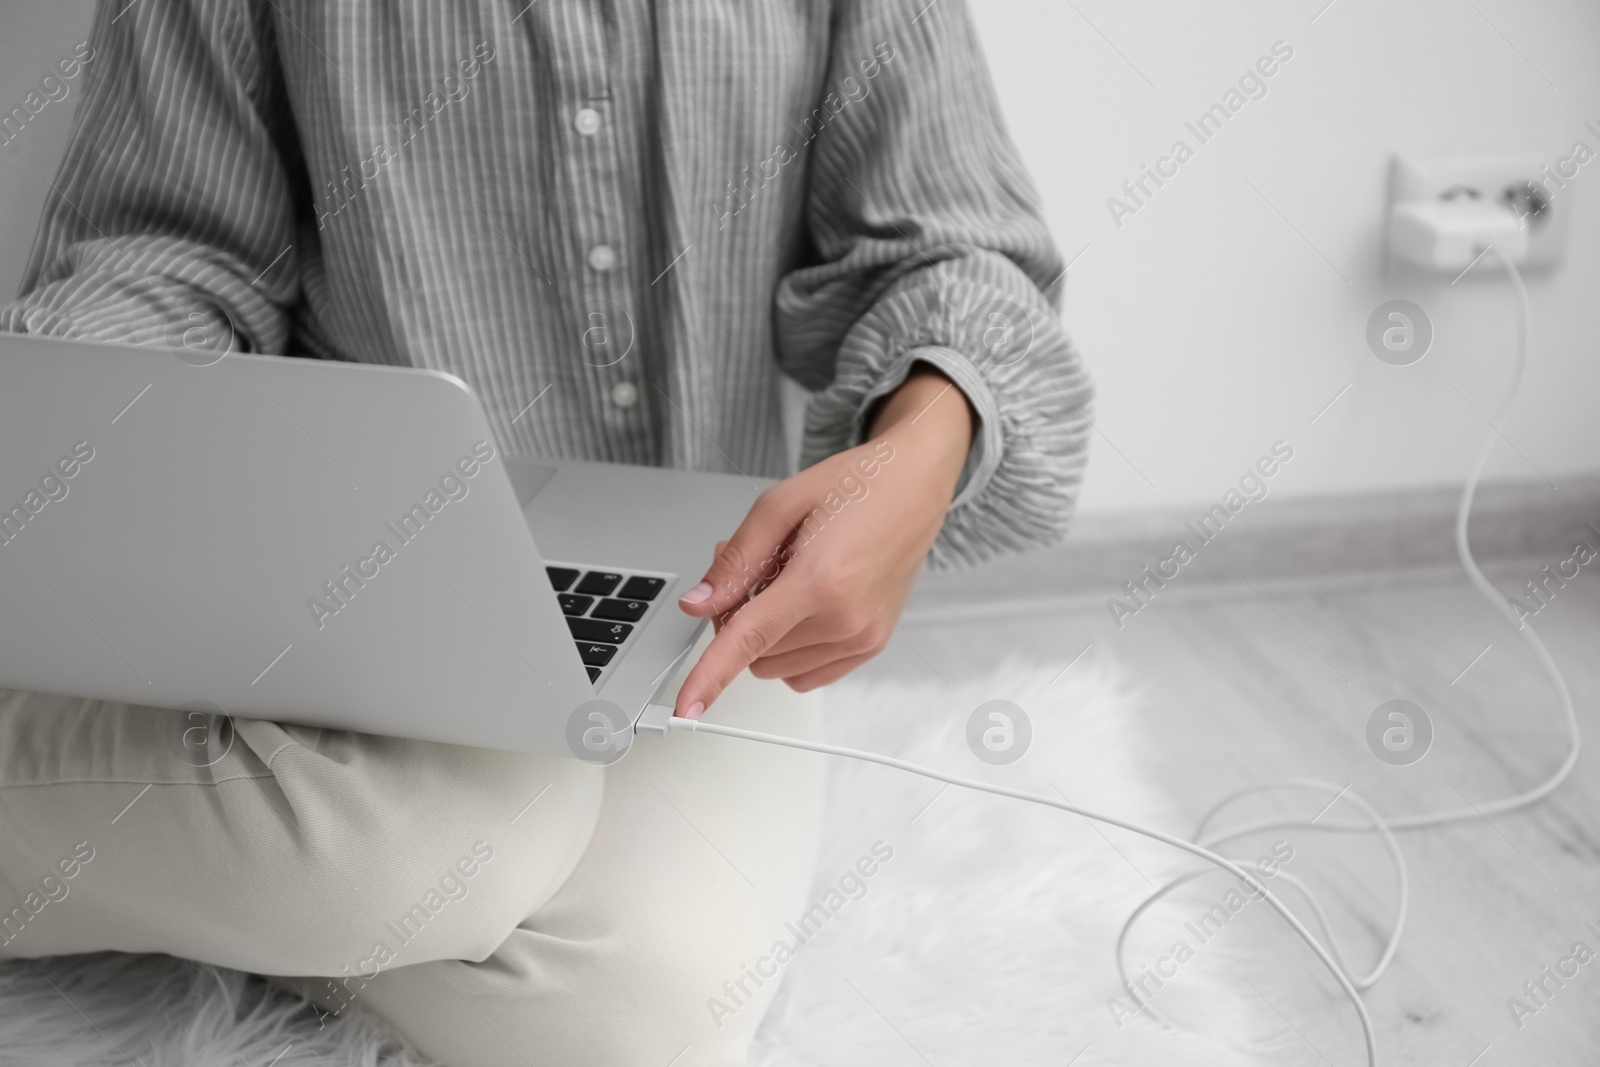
left=0, top=0, right=301, bottom=354
left=773, top=0, right=1093, bottom=570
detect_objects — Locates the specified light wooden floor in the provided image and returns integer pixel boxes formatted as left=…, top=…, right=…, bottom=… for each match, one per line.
left=858, top=561, right=1600, bottom=1066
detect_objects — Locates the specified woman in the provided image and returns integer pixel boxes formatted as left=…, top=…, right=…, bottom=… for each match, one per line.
left=0, top=0, right=1089, bottom=1063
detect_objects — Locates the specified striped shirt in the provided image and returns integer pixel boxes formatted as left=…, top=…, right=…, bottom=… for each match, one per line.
left=1, top=0, right=1092, bottom=569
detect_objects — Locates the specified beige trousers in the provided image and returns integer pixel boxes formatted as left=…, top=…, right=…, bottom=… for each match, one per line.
left=0, top=651, right=826, bottom=1067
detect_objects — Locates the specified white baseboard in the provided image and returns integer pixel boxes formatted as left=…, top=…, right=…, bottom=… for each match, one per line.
left=908, top=476, right=1600, bottom=616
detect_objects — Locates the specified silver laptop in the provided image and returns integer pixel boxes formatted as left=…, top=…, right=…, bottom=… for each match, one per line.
left=0, top=335, right=766, bottom=760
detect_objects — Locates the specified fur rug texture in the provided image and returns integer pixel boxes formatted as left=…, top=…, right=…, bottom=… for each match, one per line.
left=0, top=659, right=1288, bottom=1066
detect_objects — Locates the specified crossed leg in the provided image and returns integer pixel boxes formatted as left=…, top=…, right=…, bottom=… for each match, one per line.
left=0, top=666, right=825, bottom=1067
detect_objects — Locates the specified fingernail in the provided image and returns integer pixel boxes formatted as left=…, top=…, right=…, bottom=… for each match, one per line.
left=679, top=581, right=713, bottom=605
left=686, top=701, right=705, bottom=720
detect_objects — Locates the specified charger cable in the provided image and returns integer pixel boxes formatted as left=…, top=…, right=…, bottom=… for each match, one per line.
left=638, top=246, right=1570, bottom=1067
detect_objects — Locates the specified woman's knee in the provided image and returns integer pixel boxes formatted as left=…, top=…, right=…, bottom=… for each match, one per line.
left=520, top=752, right=824, bottom=1058
left=225, top=725, right=605, bottom=975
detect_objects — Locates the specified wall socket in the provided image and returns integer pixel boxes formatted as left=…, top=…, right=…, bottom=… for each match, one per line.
left=1386, top=152, right=1575, bottom=273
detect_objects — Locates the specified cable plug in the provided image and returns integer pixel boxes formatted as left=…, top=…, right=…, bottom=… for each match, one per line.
left=634, top=702, right=677, bottom=738
left=1389, top=195, right=1528, bottom=271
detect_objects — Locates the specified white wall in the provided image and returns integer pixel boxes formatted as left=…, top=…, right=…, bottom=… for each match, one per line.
left=3, top=1, right=1597, bottom=517
left=973, top=0, right=1600, bottom=514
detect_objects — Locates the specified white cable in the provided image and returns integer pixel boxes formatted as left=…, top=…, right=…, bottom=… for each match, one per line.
left=645, top=245, right=1572, bottom=1067
left=1121, top=245, right=1576, bottom=1019
left=660, top=712, right=1380, bottom=1065
left=1190, top=781, right=1408, bottom=990
left=1193, top=250, right=1577, bottom=841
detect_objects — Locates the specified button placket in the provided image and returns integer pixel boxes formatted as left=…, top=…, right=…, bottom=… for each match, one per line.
left=543, top=3, right=649, bottom=443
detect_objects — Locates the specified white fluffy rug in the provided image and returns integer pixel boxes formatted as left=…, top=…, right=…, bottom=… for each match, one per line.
left=0, top=660, right=1284, bottom=1066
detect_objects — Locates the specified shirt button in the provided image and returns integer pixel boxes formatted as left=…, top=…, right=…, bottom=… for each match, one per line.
left=610, top=381, right=639, bottom=409
left=574, top=107, right=602, bottom=135
left=587, top=244, right=617, bottom=272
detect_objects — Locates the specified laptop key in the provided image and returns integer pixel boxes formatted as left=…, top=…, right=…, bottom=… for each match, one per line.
left=618, top=576, right=666, bottom=601
left=546, top=567, right=579, bottom=592
left=575, top=571, right=623, bottom=596
left=586, top=666, right=601, bottom=683
left=577, top=642, right=617, bottom=667
left=567, top=617, right=633, bottom=644
left=558, top=593, right=593, bottom=615
left=592, top=598, right=648, bottom=622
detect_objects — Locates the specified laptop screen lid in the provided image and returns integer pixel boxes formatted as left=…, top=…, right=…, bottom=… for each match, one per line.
left=0, top=336, right=592, bottom=756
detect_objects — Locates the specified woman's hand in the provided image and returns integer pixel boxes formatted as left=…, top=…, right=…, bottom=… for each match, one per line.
left=673, top=365, right=975, bottom=717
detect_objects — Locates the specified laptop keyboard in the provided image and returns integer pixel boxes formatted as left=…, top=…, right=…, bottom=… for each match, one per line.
left=545, top=564, right=672, bottom=685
